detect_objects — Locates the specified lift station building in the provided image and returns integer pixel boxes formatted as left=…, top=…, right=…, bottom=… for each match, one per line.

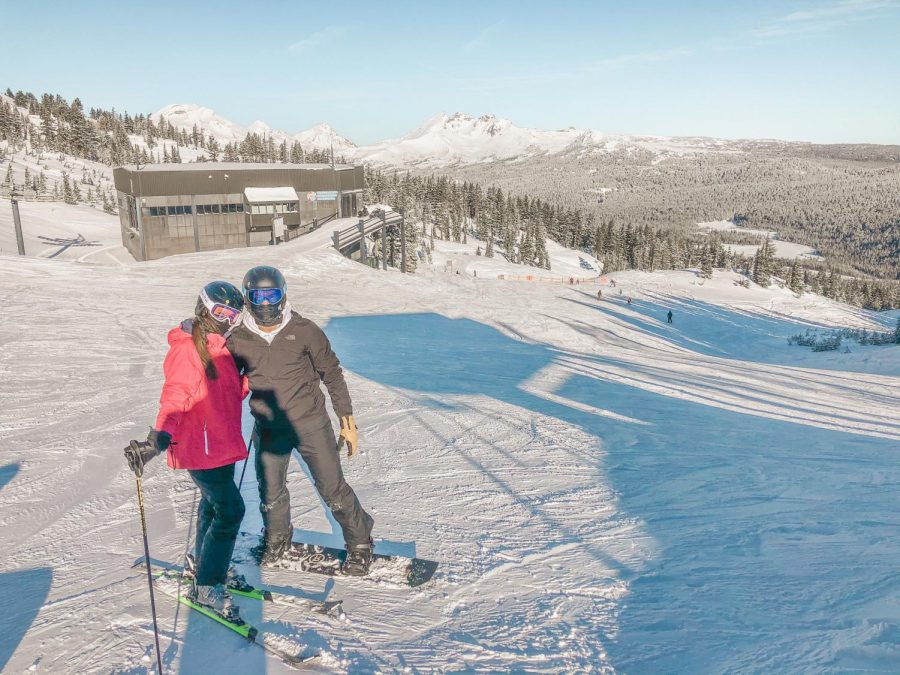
left=113, top=162, right=364, bottom=260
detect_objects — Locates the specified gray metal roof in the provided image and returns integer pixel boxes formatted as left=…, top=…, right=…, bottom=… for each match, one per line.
left=117, top=162, right=337, bottom=173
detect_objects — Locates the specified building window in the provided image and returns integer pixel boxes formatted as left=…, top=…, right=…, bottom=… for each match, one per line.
left=167, top=206, right=177, bottom=216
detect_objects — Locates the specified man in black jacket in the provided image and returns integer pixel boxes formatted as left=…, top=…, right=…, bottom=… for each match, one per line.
left=227, top=265, right=375, bottom=575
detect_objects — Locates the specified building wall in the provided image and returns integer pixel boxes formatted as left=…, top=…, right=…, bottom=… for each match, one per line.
left=113, top=163, right=364, bottom=260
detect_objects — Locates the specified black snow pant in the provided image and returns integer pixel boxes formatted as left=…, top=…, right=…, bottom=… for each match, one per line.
left=188, top=463, right=246, bottom=586
left=255, top=418, right=374, bottom=549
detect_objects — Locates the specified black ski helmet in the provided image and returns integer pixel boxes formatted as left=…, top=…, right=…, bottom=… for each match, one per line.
left=242, top=265, right=287, bottom=326
left=195, top=280, right=245, bottom=333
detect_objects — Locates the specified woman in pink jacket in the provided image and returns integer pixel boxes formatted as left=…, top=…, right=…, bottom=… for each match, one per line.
left=125, top=281, right=248, bottom=619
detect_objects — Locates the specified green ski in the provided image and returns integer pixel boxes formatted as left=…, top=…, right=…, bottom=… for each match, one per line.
left=150, top=568, right=320, bottom=668
left=133, top=556, right=343, bottom=616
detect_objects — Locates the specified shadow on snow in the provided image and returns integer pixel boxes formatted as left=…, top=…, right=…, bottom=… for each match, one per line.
left=0, top=463, right=54, bottom=672
left=325, top=312, right=900, bottom=672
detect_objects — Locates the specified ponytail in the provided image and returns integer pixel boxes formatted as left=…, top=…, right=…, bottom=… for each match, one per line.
left=192, top=312, right=219, bottom=381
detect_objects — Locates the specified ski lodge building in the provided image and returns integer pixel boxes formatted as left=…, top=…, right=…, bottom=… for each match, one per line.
left=113, top=163, right=365, bottom=261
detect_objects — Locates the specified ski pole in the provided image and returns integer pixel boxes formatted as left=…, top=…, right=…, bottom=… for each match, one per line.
left=238, top=426, right=257, bottom=491
left=135, top=474, right=164, bottom=674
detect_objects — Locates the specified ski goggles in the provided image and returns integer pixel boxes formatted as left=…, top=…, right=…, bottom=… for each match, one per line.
left=246, top=287, right=284, bottom=306
left=209, top=303, right=243, bottom=325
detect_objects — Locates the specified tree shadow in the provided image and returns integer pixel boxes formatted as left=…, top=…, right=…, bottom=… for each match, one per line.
left=324, top=312, right=900, bottom=672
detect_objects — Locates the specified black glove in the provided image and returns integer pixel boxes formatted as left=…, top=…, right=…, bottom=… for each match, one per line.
left=148, top=429, right=172, bottom=452
left=124, top=429, right=172, bottom=477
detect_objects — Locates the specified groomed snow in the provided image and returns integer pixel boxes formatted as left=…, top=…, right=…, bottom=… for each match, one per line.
left=1, top=204, right=898, bottom=673
left=697, top=221, right=823, bottom=260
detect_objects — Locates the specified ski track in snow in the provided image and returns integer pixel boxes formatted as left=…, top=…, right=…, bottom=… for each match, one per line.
left=0, top=207, right=899, bottom=673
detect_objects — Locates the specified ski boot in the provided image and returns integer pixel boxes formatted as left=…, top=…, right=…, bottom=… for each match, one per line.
left=341, top=540, right=374, bottom=576
left=190, top=583, right=240, bottom=621
left=185, top=554, right=252, bottom=594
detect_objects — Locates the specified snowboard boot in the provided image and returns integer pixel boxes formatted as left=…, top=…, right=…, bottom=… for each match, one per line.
left=191, top=583, right=240, bottom=621
left=252, top=537, right=292, bottom=565
left=341, top=540, right=374, bottom=576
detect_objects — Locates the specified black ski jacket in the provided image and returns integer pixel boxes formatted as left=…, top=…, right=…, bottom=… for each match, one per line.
left=226, top=312, right=352, bottom=432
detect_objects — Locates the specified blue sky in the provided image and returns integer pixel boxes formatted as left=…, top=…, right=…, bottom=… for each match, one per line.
left=2, top=0, right=898, bottom=144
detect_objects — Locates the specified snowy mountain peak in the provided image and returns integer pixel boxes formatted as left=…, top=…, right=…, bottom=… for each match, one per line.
left=152, top=103, right=249, bottom=144
left=153, top=104, right=354, bottom=152
left=247, top=120, right=272, bottom=135
left=356, top=111, right=581, bottom=166
left=292, top=123, right=356, bottom=152
left=412, top=112, right=513, bottom=138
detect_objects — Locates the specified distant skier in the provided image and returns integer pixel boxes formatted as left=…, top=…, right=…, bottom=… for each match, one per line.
left=627, top=296, right=632, bottom=305
left=227, top=266, right=375, bottom=576
left=597, top=289, right=603, bottom=300
left=124, top=281, right=248, bottom=620
left=667, top=310, right=673, bottom=324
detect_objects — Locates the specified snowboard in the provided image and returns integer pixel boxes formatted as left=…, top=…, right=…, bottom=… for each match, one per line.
left=234, top=532, right=439, bottom=588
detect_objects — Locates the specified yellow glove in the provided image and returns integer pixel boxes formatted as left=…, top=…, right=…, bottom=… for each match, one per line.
left=338, top=415, right=359, bottom=458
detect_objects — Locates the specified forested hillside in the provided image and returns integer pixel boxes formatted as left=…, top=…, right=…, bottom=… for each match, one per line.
left=446, top=148, right=900, bottom=280
left=1, top=87, right=897, bottom=309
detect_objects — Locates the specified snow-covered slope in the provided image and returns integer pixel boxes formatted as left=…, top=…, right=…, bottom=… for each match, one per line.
left=1, top=209, right=898, bottom=673
left=0, top=201, right=128, bottom=263
left=697, top=220, right=824, bottom=260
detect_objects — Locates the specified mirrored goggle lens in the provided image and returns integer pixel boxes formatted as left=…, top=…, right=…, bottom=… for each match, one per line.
left=210, top=303, right=242, bottom=325
left=247, top=288, right=284, bottom=305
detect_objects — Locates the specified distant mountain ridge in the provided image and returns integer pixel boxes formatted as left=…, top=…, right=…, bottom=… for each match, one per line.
left=152, top=103, right=357, bottom=154
left=154, top=104, right=900, bottom=168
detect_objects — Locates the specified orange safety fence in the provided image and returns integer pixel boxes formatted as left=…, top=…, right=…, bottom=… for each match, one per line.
left=496, top=274, right=608, bottom=285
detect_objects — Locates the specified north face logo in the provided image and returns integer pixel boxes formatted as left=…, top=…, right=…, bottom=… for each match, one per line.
left=285, top=334, right=296, bottom=340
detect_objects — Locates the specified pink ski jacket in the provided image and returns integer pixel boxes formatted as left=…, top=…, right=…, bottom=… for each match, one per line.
left=154, top=321, right=249, bottom=470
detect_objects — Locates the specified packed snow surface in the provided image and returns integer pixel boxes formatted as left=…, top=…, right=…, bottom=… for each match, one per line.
left=1, top=205, right=898, bottom=673
left=697, top=220, right=823, bottom=260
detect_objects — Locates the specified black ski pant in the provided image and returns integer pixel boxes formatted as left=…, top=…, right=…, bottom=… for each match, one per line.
left=255, top=419, right=374, bottom=549
left=188, top=463, right=246, bottom=586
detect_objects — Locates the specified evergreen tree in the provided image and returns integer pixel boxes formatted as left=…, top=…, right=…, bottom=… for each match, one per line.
left=700, top=242, right=713, bottom=278
left=62, top=173, right=76, bottom=204
left=788, top=259, right=804, bottom=295
left=753, top=237, right=776, bottom=287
